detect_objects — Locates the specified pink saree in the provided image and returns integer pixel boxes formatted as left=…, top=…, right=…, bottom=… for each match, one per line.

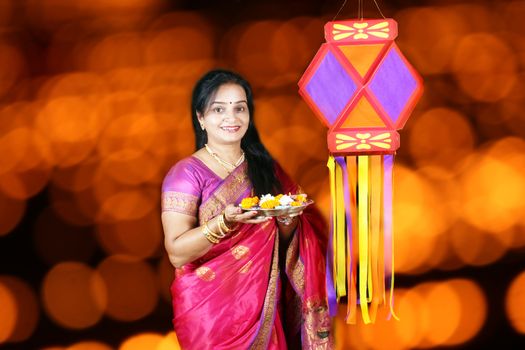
left=162, top=156, right=333, bottom=349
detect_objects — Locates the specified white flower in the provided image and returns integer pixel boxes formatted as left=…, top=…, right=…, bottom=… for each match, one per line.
left=259, top=194, right=275, bottom=205
left=278, top=194, right=294, bottom=206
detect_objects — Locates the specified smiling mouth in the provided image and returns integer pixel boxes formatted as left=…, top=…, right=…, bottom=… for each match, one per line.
left=220, top=126, right=241, bottom=132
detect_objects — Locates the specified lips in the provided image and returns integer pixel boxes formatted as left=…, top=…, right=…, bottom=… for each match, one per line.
left=220, top=126, right=240, bottom=132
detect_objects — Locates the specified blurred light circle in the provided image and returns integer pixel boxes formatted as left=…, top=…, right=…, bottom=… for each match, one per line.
left=101, top=150, right=161, bottom=186
left=98, top=255, right=158, bottom=322
left=358, top=291, right=413, bottom=350
left=98, top=188, right=157, bottom=223
left=231, top=21, right=280, bottom=86
left=119, top=333, right=163, bottom=350
left=145, top=27, right=214, bottom=64
left=444, top=279, right=486, bottom=345
left=394, top=289, right=426, bottom=348
left=459, top=142, right=525, bottom=233
left=42, top=262, right=107, bottom=329
left=66, top=341, right=113, bottom=350
left=0, top=128, right=30, bottom=176
left=393, top=165, right=449, bottom=273
left=0, top=282, right=17, bottom=343
left=0, top=276, right=40, bottom=343
left=506, top=270, right=525, bottom=334
left=49, top=186, right=96, bottom=227
left=452, top=33, right=517, bottom=102
left=38, top=72, right=109, bottom=99
left=95, top=210, right=163, bottom=259
left=87, top=33, right=144, bottom=71
left=51, top=160, right=98, bottom=193
left=0, top=193, right=26, bottom=236
left=449, top=220, right=508, bottom=267
left=408, top=107, right=475, bottom=169
left=96, top=112, right=158, bottom=158
left=395, top=7, right=466, bottom=75
left=0, top=42, right=25, bottom=98
left=0, top=168, right=51, bottom=200
left=156, top=332, right=181, bottom=350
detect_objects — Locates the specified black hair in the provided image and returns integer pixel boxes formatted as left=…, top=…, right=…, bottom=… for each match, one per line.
left=191, top=69, right=281, bottom=196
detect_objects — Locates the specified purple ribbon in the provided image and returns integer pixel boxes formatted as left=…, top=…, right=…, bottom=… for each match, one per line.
left=335, top=156, right=354, bottom=307
left=383, top=155, right=394, bottom=318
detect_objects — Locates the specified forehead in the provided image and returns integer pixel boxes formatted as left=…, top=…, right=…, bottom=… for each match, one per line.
left=212, top=83, right=247, bottom=102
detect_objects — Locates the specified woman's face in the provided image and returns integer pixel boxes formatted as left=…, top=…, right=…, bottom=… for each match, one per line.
left=198, top=83, right=250, bottom=147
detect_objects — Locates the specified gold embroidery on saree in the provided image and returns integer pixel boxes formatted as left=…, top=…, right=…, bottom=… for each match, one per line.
left=286, top=232, right=334, bottom=349
left=231, top=245, right=250, bottom=260
left=303, top=295, right=333, bottom=349
left=199, top=163, right=250, bottom=225
left=195, top=266, right=216, bottom=281
left=239, top=260, right=252, bottom=274
left=286, top=233, right=305, bottom=294
left=249, top=231, right=279, bottom=350
left=162, top=191, right=198, bottom=215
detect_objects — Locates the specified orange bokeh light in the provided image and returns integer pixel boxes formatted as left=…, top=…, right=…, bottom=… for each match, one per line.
left=505, top=270, right=525, bottom=334
left=0, top=276, right=40, bottom=343
left=0, top=282, right=17, bottom=343
left=119, top=333, right=163, bottom=350
left=95, top=210, right=163, bottom=259
left=98, top=188, right=158, bottom=223
left=66, top=341, right=113, bottom=350
left=393, top=165, right=450, bottom=273
left=459, top=139, right=525, bottom=234
left=97, top=255, right=158, bottom=322
left=157, top=332, right=182, bottom=350
left=0, top=193, right=25, bottom=236
left=42, top=262, right=107, bottom=329
left=408, top=107, right=475, bottom=169
left=444, top=279, right=487, bottom=346
left=452, top=33, right=517, bottom=102
left=396, top=6, right=466, bottom=75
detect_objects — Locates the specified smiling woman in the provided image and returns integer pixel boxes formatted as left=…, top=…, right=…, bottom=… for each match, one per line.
left=160, top=69, right=333, bottom=349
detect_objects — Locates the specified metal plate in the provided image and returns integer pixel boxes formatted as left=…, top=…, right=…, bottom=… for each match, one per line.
left=240, top=199, right=314, bottom=218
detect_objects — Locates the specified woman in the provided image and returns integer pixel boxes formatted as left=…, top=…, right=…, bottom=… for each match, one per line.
left=161, top=69, right=332, bottom=349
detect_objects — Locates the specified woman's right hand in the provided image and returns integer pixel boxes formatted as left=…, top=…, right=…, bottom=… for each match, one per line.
left=223, top=204, right=270, bottom=225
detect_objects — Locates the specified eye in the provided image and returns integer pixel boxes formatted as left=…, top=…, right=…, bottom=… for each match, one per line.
left=235, top=106, right=246, bottom=112
left=213, top=106, right=224, bottom=113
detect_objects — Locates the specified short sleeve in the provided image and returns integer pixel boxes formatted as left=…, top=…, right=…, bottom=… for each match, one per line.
left=161, top=158, right=201, bottom=216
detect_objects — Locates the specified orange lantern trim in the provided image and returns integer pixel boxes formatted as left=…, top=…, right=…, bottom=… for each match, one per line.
left=298, top=18, right=423, bottom=324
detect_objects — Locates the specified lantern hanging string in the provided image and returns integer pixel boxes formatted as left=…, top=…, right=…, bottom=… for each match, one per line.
left=332, top=0, right=386, bottom=21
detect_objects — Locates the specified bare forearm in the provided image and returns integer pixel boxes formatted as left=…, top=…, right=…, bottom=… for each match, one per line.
left=165, top=216, right=225, bottom=268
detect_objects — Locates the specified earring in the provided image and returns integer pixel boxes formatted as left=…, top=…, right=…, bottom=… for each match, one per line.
left=200, top=123, right=205, bottom=130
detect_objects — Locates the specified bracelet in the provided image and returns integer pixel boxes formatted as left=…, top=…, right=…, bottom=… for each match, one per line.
left=218, top=213, right=233, bottom=233
left=206, top=220, right=226, bottom=240
left=276, top=216, right=294, bottom=226
left=202, top=221, right=220, bottom=244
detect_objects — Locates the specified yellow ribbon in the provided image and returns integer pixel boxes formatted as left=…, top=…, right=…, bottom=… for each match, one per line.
left=369, top=155, right=384, bottom=322
left=358, top=155, right=371, bottom=324
left=335, top=158, right=347, bottom=299
left=346, top=156, right=358, bottom=324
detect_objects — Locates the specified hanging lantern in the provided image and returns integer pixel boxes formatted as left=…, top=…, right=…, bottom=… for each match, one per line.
left=298, top=18, right=423, bottom=324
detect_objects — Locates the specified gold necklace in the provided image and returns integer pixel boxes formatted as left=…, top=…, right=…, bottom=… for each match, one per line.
left=204, top=144, right=245, bottom=173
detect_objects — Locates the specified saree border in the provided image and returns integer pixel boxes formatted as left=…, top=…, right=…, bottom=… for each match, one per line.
left=249, top=231, right=280, bottom=350
left=199, top=162, right=250, bottom=224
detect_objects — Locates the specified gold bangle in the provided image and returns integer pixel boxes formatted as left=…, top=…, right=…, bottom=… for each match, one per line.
left=202, top=222, right=219, bottom=244
left=218, top=214, right=232, bottom=233
left=206, top=220, right=226, bottom=240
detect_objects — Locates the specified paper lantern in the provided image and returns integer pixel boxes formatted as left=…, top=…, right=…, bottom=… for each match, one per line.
left=298, top=19, right=423, bottom=324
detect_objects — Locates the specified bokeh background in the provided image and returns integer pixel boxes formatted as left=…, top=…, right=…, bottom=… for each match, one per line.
left=1, top=0, right=525, bottom=349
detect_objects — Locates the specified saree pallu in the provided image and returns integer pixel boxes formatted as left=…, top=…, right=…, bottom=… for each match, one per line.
left=162, top=157, right=333, bottom=349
